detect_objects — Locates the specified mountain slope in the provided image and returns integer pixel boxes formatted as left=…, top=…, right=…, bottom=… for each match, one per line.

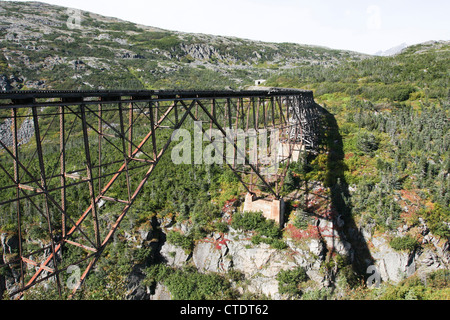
left=266, top=40, right=449, bottom=101
left=0, top=1, right=368, bottom=91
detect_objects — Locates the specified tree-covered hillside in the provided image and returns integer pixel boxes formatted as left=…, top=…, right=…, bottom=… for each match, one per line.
left=266, top=41, right=449, bottom=235
left=266, top=40, right=449, bottom=101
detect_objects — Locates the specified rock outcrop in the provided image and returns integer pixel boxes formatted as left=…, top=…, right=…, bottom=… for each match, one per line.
left=149, top=201, right=449, bottom=300
left=0, top=117, right=35, bottom=149
left=0, top=75, right=12, bottom=91
left=156, top=222, right=331, bottom=299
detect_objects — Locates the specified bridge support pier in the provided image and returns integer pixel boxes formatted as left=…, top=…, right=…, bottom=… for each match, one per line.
left=278, top=142, right=304, bottom=163
left=243, top=193, right=285, bottom=227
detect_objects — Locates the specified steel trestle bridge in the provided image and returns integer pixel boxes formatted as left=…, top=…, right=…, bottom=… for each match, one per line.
left=0, top=89, right=322, bottom=298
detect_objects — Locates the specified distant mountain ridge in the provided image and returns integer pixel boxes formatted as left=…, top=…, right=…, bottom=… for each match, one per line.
left=374, top=43, right=409, bottom=56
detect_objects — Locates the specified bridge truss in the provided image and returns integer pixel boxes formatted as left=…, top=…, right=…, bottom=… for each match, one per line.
left=0, top=89, right=317, bottom=298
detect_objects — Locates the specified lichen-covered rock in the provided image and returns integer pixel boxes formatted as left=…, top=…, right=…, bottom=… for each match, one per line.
left=370, top=236, right=410, bottom=283
left=187, top=230, right=328, bottom=299
left=149, top=283, right=172, bottom=300
left=159, top=241, right=189, bottom=267
left=193, top=240, right=231, bottom=273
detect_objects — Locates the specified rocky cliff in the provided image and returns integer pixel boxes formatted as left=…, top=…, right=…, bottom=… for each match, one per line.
left=123, top=186, right=449, bottom=300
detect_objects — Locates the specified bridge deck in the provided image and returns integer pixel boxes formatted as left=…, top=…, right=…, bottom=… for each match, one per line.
left=0, top=89, right=313, bottom=109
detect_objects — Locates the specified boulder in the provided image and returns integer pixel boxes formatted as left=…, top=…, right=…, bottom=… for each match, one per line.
left=159, top=242, right=189, bottom=267
left=193, top=241, right=231, bottom=273
left=371, top=236, right=410, bottom=283
left=150, top=283, right=171, bottom=300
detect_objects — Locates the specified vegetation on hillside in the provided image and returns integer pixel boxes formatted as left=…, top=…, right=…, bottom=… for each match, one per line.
left=267, top=42, right=449, bottom=238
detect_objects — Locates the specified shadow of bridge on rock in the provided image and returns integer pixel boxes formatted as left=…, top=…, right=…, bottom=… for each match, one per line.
left=291, top=103, right=375, bottom=288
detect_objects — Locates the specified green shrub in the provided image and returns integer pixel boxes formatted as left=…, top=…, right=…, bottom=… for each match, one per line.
left=215, top=221, right=230, bottom=234
left=282, top=169, right=296, bottom=193
left=269, top=238, right=288, bottom=250
left=227, top=269, right=245, bottom=282
left=425, top=270, right=450, bottom=289
left=166, top=230, right=194, bottom=254
left=380, top=276, right=426, bottom=300
left=420, top=204, right=450, bottom=238
left=144, top=263, right=174, bottom=287
left=301, top=287, right=333, bottom=300
left=145, top=265, right=236, bottom=300
left=277, top=267, right=308, bottom=296
left=231, top=211, right=266, bottom=231
left=380, top=270, right=450, bottom=300
left=386, top=84, right=416, bottom=102
left=356, top=132, right=379, bottom=154
left=232, top=211, right=281, bottom=239
left=133, top=246, right=154, bottom=264
left=293, top=212, right=313, bottom=230
left=389, top=236, right=419, bottom=252
left=232, top=211, right=285, bottom=249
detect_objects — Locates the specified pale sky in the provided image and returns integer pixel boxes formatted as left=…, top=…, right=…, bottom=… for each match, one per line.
left=5, top=0, right=450, bottom=54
